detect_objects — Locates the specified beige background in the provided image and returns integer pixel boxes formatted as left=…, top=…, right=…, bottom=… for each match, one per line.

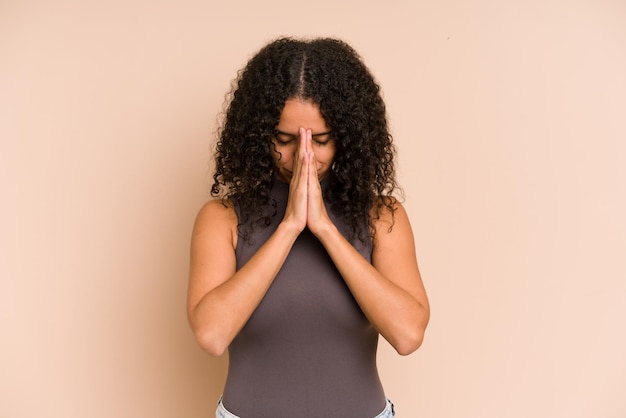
left=2, top=0, right=625, bottom=417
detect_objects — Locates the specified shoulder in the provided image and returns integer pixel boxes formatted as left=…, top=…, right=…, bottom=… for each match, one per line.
left=195, top=198, right=237, bottom=224
left=370, top=198, right=419, bottom=274
left=371, top=197, right=408, bottom=233
left=370, top=197, right=414, bottom=248
left=192, top=199, right=238, bottom=248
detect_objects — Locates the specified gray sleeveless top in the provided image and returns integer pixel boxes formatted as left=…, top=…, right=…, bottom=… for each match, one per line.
left=222, top=179, right=386, bottom=417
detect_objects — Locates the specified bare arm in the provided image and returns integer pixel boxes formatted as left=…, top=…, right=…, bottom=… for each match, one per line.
left=188, top=127, right=428, bottom=357
left=305, top=134, right=429, bottom=355
left=187, top=129, right=312, bottom=356
left=186, top=201, right=301, bottom=356
left=309, top=189, right=429, bottom=355
left=313, top=203, right=429, bottom=355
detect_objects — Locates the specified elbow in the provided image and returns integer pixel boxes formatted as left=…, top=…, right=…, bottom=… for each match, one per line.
left=193, top=326, right=229, bottom=357
left=188, top=306, right=231, bottom=357
left=394, top=333, right=424, bottom=356
left=394, top=305, right=430, bottom=355
left=392, top=324, right=426, bottom=356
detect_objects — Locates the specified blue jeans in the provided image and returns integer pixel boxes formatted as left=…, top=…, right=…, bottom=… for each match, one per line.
left=216, top=396, right=396, bottom=417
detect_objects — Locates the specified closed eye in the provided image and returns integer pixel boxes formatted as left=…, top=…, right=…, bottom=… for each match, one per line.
left=274, top=130, right=333, bottom=145
left=274, top=131, right=297, bottom=145
left=312, top=133, right=332, bottom=145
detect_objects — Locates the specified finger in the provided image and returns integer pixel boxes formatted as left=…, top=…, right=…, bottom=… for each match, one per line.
left=308, top=151, right=320, bottom=187
left=299, top=127, right=308, bottom=159
left=289, top=129, right=305, bottom=186
left=301, top=149, right=311, bottom=185
left=306, top=150, right=327, bottom=231
left=306, top=128, right=313, bottom=155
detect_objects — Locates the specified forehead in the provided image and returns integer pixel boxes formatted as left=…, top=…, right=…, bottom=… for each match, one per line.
left=277, top=99, right=329, bottom=133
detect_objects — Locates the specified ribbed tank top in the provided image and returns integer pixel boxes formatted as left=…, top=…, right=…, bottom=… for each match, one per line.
left=222, top=179, right=386, bottom=417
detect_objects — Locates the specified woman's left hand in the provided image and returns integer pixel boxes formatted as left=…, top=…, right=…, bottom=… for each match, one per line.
left=300, top=128, right=333, bottom=236
left=302, top=124, right=429, bottom=355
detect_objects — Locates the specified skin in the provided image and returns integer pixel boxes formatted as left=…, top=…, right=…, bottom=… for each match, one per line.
left=272, top=99, right=335, bottom=183
left=187, top=98, right=430, bottom=356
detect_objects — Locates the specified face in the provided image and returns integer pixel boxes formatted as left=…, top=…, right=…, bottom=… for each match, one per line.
left=272, top=99, right=336, bottom=182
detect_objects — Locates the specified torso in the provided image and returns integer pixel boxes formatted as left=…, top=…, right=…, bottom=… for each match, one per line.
left=222, top=179, right=386, bottom=417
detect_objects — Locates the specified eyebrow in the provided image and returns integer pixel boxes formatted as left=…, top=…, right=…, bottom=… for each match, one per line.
left=275, top=129, right=332, bottom=138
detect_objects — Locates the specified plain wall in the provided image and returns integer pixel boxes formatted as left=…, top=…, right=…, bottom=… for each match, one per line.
left=2, top=0, right=625, bottom=417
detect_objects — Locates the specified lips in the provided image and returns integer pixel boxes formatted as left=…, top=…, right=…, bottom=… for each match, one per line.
left=280, top=166, right=326, bottom=181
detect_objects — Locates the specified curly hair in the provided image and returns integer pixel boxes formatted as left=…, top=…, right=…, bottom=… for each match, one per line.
left=212, top=37, right=399, bottom=242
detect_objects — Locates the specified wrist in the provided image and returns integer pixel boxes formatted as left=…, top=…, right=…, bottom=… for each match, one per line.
left=310, top=219, right=338, bottom=241
left=278, top=217, right=305, bottom=239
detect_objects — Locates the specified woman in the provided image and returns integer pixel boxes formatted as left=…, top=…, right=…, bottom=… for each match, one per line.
left=187, top=37, right=429, bottom=418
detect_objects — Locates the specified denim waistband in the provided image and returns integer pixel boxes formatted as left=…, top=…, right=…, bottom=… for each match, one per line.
left=216, top=396, right=396, bottom=417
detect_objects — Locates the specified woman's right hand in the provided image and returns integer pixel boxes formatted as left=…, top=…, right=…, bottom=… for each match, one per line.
left=188, top=132, right=311, bottom=355
left=282, top=127, right=311, bottom=233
